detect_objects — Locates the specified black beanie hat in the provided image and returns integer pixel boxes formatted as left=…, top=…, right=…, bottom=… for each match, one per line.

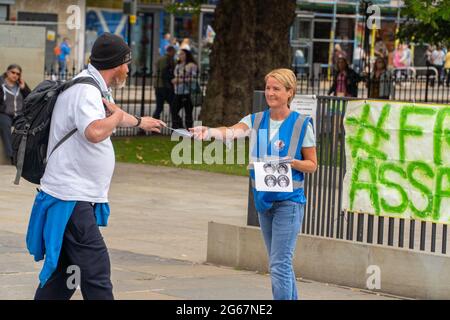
left=90, top=33, right=131, bottom=70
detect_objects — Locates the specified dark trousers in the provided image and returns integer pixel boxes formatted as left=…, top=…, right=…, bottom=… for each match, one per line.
left=34, top=202, right=114, bottom=300
left=445, top=68, right=450, bottom=86
left=436, top=65, right=444, bottom=85
left=430, top=64, right=444, bottom=86
left=153, top=87, right=174, bottom=119
left=0, top=113, right=13, bottom=159
left=171, top=94, right=193, bottom=129
left=58, top=59, right=67, bottom=79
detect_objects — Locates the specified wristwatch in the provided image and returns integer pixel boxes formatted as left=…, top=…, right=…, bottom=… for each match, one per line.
left=133, top=115, right=142, bottom=128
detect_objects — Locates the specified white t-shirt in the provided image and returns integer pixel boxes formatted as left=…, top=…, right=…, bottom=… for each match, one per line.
left=239, top=114, right=316, bottom=147
left=353, top=47, right=365, bottom=60
left=40, top=64, right=115, bottom=203
left=432, top=50, right=445, bottom=66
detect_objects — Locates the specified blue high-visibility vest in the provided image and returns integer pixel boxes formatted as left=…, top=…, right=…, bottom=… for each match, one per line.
left=249, top=109, right=312, bottom=213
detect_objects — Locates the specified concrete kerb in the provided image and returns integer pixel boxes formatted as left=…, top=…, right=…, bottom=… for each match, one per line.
left=207, top=221, right=450, bottom=299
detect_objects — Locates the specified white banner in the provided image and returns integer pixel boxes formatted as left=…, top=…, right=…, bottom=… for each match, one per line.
left=342, top=100, right=450, bottom=224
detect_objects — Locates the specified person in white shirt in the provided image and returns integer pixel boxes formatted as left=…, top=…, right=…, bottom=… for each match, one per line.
left=431, top=45, right=445, bottom=85
left=190, top=68, right=317, bottom=300
left=32, top=33, right=165, bottom=300
left=352, top=43, right=365, bottom=74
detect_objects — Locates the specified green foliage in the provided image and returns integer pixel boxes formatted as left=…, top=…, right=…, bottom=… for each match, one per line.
left=398, top=0, right=450, bottom=46
left=165, top=0, right=207, bottom=16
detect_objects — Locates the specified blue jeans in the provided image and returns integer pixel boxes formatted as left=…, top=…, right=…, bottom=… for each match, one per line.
left=258, top=200, right=304, bottom=300
left=58, top=59, right=67, bottom=79
left=353, top=59, right=363, bottom=74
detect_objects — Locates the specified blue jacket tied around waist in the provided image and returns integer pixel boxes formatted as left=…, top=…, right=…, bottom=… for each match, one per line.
left=26, top=191, right=110, bottom=287
left=249, top=110, right=312, bottom=213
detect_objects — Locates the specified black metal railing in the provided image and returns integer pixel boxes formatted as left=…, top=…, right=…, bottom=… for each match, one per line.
left=45, top=66, right=450, bottom=136
left=293, top=73, right=450, bottom=104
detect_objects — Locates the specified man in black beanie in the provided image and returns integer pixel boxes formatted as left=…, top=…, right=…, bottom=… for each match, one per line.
left=89, top=32, right=132, bottom=89
left=28, top=33, right=165, bottom=300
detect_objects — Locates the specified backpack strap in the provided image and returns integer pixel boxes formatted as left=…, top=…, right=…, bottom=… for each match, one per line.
left=44, top=128, right=77, bottom=166
left=45, top=76, right=105, bottom=162
left=13, top=124, right=29, bottom=185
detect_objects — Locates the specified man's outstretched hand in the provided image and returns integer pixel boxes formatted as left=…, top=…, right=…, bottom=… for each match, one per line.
left=102, top=98, right=166, bottom=133
left=140, top=117, right=166, bottom=133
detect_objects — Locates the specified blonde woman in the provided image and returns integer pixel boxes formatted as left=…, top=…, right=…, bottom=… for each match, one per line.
left=190, top=68, right=317, bottom=300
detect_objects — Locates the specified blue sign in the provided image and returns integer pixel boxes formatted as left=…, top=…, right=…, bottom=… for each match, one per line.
left=86, top=9, right=127, bottom=39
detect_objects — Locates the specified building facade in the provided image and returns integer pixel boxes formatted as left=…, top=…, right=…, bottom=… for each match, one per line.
left=292, top=0, right=406, bottom=75
left=85, top=0, right=217, bottom=75
left=2, top=0, right=86, bottom=70
left=1, top=0, right=417, bottom=77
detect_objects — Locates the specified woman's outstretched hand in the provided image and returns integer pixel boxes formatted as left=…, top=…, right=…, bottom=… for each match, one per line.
left=189, top=126, right=209, bottom=140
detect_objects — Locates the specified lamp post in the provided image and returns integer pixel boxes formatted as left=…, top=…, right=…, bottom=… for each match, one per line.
left=360, top=0, right=373, bottom=98
left=327, top=0, right=338, bottom=80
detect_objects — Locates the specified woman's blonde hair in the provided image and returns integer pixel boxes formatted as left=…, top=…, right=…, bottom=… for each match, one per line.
left=264, top=68, right=297, bottom=104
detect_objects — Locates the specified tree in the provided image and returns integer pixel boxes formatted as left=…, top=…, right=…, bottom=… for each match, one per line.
left=199, top=0, right=297, bottom=127
left=398, top=0, right=450, bottom=47
left=165, top=0, right=296, bottom=126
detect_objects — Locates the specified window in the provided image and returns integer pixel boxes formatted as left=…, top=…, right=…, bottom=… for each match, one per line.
left=0, top=5, right=8, bottom=21
left=314, top=21, right=331, bottom=40
left=336, top=18, right=355, bottom=40
left=292, top=18, right=312, bottom=40
left=313, top=42, right=331, bottom=64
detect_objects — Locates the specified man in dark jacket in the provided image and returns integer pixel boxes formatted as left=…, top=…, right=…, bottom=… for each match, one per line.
left=153, top=46, right=176, bottom=119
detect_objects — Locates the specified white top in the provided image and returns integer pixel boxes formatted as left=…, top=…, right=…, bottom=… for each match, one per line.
left=174, top=62, right=198, bottom=95
left=40, top=64, right=115, bottom=203
left=180, top=44, right=191, bottom=51
left=432, top=50, right=445, bottom=66
left=353, top=47, right=365, bottom=60
left=239, top=113, right=316, bottom=147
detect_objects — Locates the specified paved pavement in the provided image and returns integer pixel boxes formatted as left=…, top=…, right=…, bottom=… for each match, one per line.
left=0, top=163, right=405, bottom=300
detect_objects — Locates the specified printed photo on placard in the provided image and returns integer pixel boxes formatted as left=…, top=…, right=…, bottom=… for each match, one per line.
left=254, top=162, right=293, bottom=192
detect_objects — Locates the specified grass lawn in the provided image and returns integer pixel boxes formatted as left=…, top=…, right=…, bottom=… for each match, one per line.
left=113, top=135, right=334, bottom=176
left=112, top=135, right=249, bottom=176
